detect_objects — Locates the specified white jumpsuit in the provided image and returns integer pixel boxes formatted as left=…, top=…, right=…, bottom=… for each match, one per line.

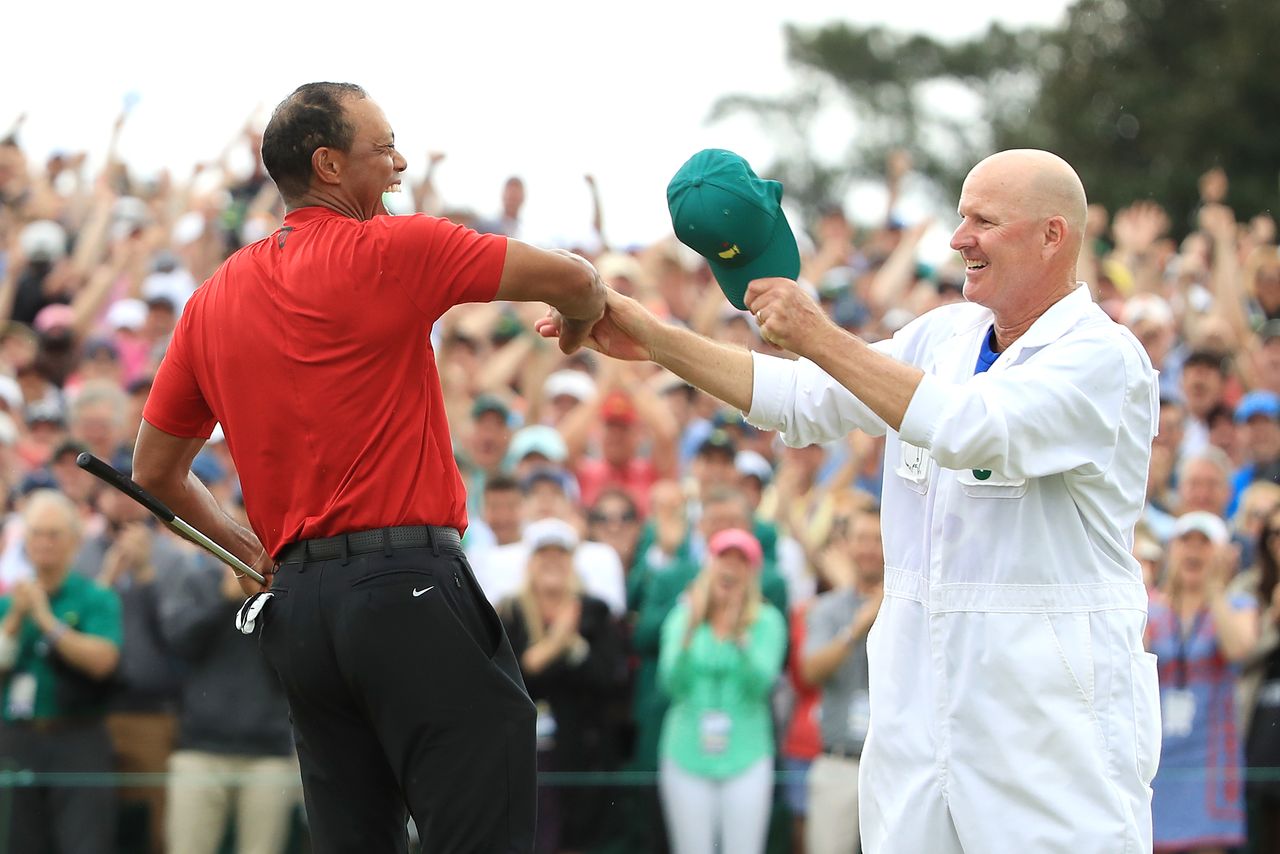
left=748, top=285, right=1162, bottom=853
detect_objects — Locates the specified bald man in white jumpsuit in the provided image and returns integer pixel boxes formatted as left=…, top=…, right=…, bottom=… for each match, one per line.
left=548, top=150, right=1162, bottom=852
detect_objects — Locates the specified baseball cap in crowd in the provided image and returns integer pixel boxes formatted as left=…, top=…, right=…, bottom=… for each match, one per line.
left=471, top=394, right=512, bottom=424
left=19, top=221, right=68, bottom=263
left=1100, top=259, right=1135, bottom=297
left=697, top=429, right=737, bottom=459
left=519, top=467, right=580, bottom=502
left=150, top=250, right=180, bottom=274
left=1235, top=390, right=1280, bottom=423
left=507, top=425, right=568, bottom=467
left=600, top=391, right=637, bottom=425
left=708, top=527, right=763, bottom=569
left=1121, top=293, right=1174, bottom=330
left=543, top=370, right=596, bottom=404
left=1172, top=511, right=1229, bottom=545
left=596, top=252, right=646, bottom=288
left=106, top=298, right=148, bottom=332
left=19, top=468, right=58, bottom=496
left=25, top=398, right=65, bottom=427
left=172, top=211, right=205, bottom=247
left=82, top=337, right=120, bottom=362
left=142, top=266, right=196, bottom=315
left=523, top=517, right=580, bottom=554
left=33, top=303, right=74, bottom=335
left=735, top=450, right=774, bottom=486
left=667, top=149, right=800, bottom=310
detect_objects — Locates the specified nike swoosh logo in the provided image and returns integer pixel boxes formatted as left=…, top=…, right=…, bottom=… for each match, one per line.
left=412, top=586, right=434, bottom=598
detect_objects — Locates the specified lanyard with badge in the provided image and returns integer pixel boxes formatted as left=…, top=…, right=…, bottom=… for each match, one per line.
left=1162, top=609, right=1206, bottom=739
left=7, top=632, right=48, bottom=720
left=699, top=630, right=735, bottom=756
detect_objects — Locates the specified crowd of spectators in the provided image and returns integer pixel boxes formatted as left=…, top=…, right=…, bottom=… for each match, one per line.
left=0, top=104, right=1278, bottom=854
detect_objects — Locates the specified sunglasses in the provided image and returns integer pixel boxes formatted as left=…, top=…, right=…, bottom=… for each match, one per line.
left=589, top=511, right=638, bottom=525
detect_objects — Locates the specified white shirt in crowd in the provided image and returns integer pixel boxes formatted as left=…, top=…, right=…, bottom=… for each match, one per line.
left=469, top=537, right=626, bottom=616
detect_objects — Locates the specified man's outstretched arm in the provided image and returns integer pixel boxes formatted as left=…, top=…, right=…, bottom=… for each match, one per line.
left=537, top=288, right=755, bottom=412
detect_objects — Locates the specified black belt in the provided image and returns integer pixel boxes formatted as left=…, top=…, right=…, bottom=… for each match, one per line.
left=278, top=525, right=461, bottom=564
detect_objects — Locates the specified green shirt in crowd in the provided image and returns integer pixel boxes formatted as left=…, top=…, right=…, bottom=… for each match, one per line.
left=0, top=573, right=122, bottom=721
left=658, top=599, right=786, bottom=779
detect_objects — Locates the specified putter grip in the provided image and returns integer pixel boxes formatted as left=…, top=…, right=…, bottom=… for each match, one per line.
left=75, top=452, right=177, bottom=523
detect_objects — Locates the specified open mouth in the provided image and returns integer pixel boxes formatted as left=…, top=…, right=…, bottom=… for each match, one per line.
left=385, top=181, right=402, bottom=194
left=964, top=259, right=988, bottom=273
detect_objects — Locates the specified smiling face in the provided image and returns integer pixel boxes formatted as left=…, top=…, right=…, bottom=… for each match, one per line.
left=1178, top=457, right=1230, bottom=516
left=707, top=548, right=753, bottom=601
left=1169, top=530, right=1215, bottom=592
left=331, top=97, right=407, bottom=219
left=949, top=150, right=1086, bottom=322
left=23, top=491, right=81, bottom=581
left=527, top=545, right=575, bottom=596
left=951, top=173, right=1042, bottom=312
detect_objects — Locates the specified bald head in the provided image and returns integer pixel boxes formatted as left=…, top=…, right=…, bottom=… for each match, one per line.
left=968, top=149, right=1087, bottom=244
left=951, top=149, right=1090, bottom=324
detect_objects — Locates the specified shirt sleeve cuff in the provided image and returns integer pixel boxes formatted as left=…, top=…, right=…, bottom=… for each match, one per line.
left=745, top=351, right=795, bottom=431
left=898, top=371, right=950, bottom=449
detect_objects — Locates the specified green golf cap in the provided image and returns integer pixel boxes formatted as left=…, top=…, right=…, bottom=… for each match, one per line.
left=667, top=149, right=800, bottom=310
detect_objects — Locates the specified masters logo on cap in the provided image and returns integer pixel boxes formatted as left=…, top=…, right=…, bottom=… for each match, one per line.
left=667, top=149, right=801, bottom=311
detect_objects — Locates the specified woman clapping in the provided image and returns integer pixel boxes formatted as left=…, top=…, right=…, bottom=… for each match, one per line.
left=657, top=528, right=787, bottom=854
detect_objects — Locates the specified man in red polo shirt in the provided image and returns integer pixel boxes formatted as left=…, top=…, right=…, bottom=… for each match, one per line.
left=131, top=82, right=605, bottom=854
left=565, top=384, right=678, bottom=517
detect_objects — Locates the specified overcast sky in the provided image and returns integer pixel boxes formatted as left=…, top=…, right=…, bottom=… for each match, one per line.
left=5, top=0, right=1071, bottom=249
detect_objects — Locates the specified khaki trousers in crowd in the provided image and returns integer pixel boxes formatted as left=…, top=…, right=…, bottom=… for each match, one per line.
left=106, top=711, right=178, bottom=854
left=166, top=750, right=301, bottom=854
left=806, top=753, right=861, bottom=854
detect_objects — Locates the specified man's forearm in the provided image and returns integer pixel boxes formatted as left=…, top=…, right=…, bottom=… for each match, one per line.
left=801, top=633, right=855, bottom=685
left=808, top=326, right=923, bottom=432
left=33, top=611, right=119, bottom=680
left=650, top=323, right=755, bottom=413
left=48, top=631, right=119, bottom=680
left=154, top=472, right=265, bottom=566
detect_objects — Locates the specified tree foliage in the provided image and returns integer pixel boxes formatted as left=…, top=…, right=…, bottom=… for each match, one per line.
left=1005, top=0, right=1280, bottom=229
left=713, top=0, right=1279, bottom=231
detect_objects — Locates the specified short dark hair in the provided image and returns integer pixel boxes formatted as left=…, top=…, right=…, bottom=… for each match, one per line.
left=1183, top=349, right=1229, bottom=376
left=1205, top=402, right=1235, bottom=427
left=261, top=82, right=367, bottom=201
left=484, top=474, right=520, bottom=495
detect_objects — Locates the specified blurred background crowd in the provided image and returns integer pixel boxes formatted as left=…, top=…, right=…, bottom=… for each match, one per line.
left=1, top=6, right=1279, bottom=852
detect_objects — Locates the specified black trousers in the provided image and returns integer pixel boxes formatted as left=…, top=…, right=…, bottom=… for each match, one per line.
left=260, top=533, right=537, bottom=853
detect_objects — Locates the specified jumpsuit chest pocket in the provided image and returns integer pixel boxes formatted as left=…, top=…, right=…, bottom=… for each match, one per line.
left=956, top=466, right=1027, bottom=498
left=894, top=441, right=933, bottom=495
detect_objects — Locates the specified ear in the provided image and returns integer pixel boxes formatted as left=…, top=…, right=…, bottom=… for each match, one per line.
left=311, top=147, right=343, bottom=188
left=1042, top=215, right=1068, bottom=259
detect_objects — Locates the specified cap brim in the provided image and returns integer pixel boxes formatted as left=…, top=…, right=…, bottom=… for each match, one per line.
left=706, top=208, right=801, bottom=311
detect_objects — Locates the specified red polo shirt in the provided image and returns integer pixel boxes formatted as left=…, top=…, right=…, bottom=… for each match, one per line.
left=143, top=207, right=506, bottom=556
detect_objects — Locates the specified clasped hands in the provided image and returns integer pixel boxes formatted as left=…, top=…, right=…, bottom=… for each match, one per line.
left=535, top=275, right=835, bottom=361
